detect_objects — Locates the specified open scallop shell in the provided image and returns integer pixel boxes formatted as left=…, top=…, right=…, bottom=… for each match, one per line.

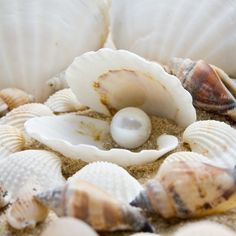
left=25, top=114, right=178, bottom=167
left=0, top=150, right=65, bottom=199
left=66, top=48, right=196, bottom=128
left=110, top=0, right=236, bottom=77
left=0, top=0, right=108, bottom=101
left=68, top=162, right=143, bottom=203
left=183, top=120, right=236, bottom=168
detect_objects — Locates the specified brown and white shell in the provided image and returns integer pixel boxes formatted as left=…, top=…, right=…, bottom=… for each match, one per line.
left=0, top=97, right=8, bottom=116
left=0, top=182, right=11, bottom=209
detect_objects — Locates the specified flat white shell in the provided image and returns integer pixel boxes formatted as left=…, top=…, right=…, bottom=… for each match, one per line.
left=68, top=162, right=143, bottom=203
left=0, top=0, right=108, bottom=101
left=183, top=120, right=236, bottom=168
left=111, top=0, right=236, bottom=77
left=66, top=48, right=196, bottom=128
left=25, top=114, right=178, bottom=167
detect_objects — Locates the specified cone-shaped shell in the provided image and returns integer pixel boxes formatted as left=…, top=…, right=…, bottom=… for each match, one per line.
left=68, top=162, right=143, bottom=203
left=131, top=152, right=236, bottom=218
left=66, top=48, right=196, bottom=128
left=36, top=179, right=153, bottom=232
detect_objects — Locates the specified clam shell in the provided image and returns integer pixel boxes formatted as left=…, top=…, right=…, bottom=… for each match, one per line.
left=44, top=89, right=87, bottom=113
left=66, top=48, right=196, bottom=128
left=0, top=150, right=65, bottom=199
left=25, top=114, right=178, bottom=167
left=183, top=120, right=236, bottom=168
left=0, top=0, right=108, bottom=101
left=110, top=0, right=236, bottom=77
left=68, top=162, right=143, bottom=203
left=0, top=182, right=11, bottom=208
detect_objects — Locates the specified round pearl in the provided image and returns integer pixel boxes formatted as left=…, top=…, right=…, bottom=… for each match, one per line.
left=110, top=107, right=151, bottom=149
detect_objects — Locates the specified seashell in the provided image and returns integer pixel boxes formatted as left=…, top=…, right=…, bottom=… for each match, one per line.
left=173, top=221, right=236, bottom=236
left=25, top=113, right=178, bottom=167
left=36, top=179, right=153, bottom=232
left=0, top=182, right=11, bottom=208
left=0, top=103, right=53, bottom=132
left=44, top=89, right=87, bottom=113
left=131, top=151, right=236, bottom=218
left=66, top=48, right=196, bottom=128
left=6, top=179, right=48, bottom=229
left=0, top=0, right=108, bottom=102
left=167, top=58, right=236, bottom=120
left=68, top=161, right=143, bottom=203
left=0, top=150, right=65, bottom=199
left=0, top=97, right=8, bottom=116
left=41, top=217, right=99, bottom=236
left=183, top=120, right=236, bottom=168
left=110, top=0, right=236, bottom=77
left=46, top=72, right=69, bottom=92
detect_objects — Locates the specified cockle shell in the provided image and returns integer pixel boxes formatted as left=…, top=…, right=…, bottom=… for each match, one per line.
left=110, top=0, right=236, bottom=77
left=44, top=89, right=87, bottom=113
left=183, top=120, right=236, bottom=168
left=0, top=0, right=108, bottom=101
left=167, top=58, right=236, bottom=120
left=0, top=150, right=65, bottom=199
left=131, top=151, right=236, bottom=218
left=36, top=179, right=153, bottom=232
left=46, top=72, right=69, bottom=93
left=25, top=114, right=178, bottom=167
left=6, top=180, right=48, bottom=229
left=68, top=162, right=143, bottom=203
left=0, top=182, right=11, bottom=208
left=66, top=48, right=196, bottom=128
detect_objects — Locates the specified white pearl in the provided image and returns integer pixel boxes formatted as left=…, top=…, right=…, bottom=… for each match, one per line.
left=110, top=107, right=151, bottom=149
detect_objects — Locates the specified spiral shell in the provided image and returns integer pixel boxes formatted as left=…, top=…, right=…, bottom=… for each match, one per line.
left=46, top=72, right=69, bottom=92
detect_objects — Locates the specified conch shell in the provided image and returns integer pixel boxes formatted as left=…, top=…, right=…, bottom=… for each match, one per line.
left=131, top=152, right=236, bottom=218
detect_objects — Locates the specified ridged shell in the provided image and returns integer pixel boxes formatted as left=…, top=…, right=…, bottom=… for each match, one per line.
left=183, top=120, right=236, bottom=168
left=0, top=150, right=65, bottom=199
left=46, top=72, right=69, bottom=92
left=66, top=48, right=196, bottom=128
left=36, top=179, right=153, bottom=232
left=110, top=0, right=236, bottom=77
left=68, top=162, right=143, bottom=203
left=6, top=180, right=48, bottom=229
left=44, top=89, right=87, bottom=113
left=0, top=182, right=11, bottom=208
left=131, top=151, right=236, bottom=218
left=0, top=0, right=108, bottom=102
left=25, top=114, right=178, bottom=167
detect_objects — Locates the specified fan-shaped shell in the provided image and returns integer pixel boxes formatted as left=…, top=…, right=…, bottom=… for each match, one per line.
left=68, top=162, right=143, bottom=203
left=110, top=0, right=236, bottom=77
left=66, top=48, right=196, bottom=128
left=183, top=120, right=236, bottom=168
left=0, top=0, right=108, bottom=101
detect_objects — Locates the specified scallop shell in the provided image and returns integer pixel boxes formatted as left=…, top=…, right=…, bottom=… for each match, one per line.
left=46, top=72, right=69, bottom=92
left=0, top=182, right=11, bottom=208
left=36, top=179, right=153, bottom=232
left=68, top=162, right=143, bottom=203
left=66, top=48, right=196, bottom=128
left=6, top=180, right=48, bottom=229
left=0, top=150, right=65, bottom=199
left=0, top=0, right=108, bottom=101
left=110, top=0, right=236, bottom=77
left=183, top=120, right=236, bottom=168
left=25, top=114, right=178, bottom=167
left=131, top=151, right=236, bottom=218
left=44, top=89, right=87, bottom=113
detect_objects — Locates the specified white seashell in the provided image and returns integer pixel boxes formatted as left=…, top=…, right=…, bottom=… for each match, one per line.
left=25, top=114, right=178, bottom=167
left=66, top=48, right=196, bottom=128
left=0, top=103, right=53, bottom=132
left=0, top=0, right=108, bottom=101
left=183, top=120, right=236, bottom=168
left=0, top=182, right=11, bottom=208
left=44, top=89, right=87, bottom=113
left=68, top=161, right=143, bottom=203
left=110, top=0, right=236, bottom=77
left=41, top=217, right=99, bottom=236
left=0, top=150, right=65, bottom=199
left=110, top=107, right=152, bottom=149
left=46, top=72, right=69, bottom=92
left=6, top=179, right=48, bottom=229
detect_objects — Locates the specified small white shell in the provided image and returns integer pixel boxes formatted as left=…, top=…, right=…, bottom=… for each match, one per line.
left=66, top=48, right=196, bottom=128
left=44, top=89, right=87, bottom=113
left=183, top=120, right=236, bottom=168
left=0, top=150, right=65, bottom=199
left=68, top=162, right=143, bottom=203
left=46, top=72, right=69, bottom=92
left=25, top=114, right=178, bottom=167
